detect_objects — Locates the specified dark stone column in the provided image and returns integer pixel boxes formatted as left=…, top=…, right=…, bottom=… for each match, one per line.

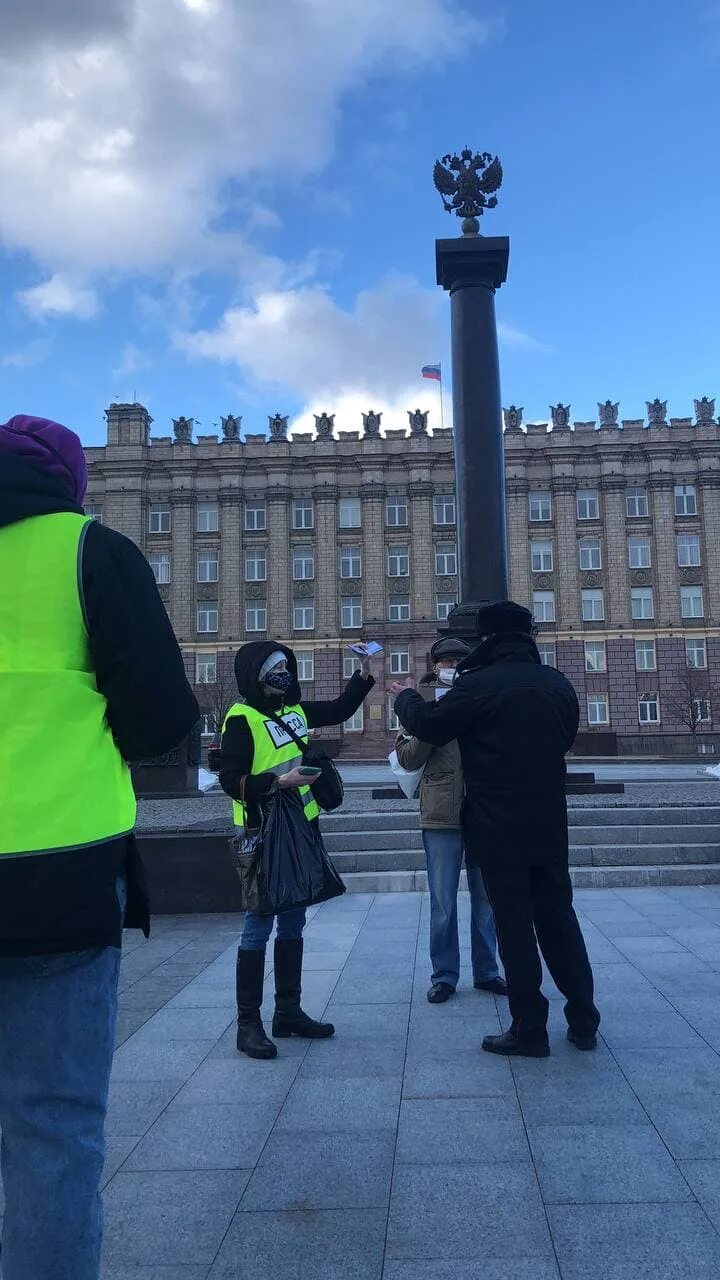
left=435, top=234, right=510, bottom=634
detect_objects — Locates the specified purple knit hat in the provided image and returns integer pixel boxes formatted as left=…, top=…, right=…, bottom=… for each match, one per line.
left=0, top=414, right=88, bottom=504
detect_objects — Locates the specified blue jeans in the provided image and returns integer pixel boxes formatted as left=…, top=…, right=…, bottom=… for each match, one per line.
left=423, top=829, right=500, bottom=989
left=0, top=943, right=121, bottom=1280
left=241, top=907, right=307, bottom=950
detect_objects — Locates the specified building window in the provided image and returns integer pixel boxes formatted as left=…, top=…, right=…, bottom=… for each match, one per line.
left=85, top=503, right=103, bottom=522
left=148, top=503, right=171, bottom=533
left=387, top=700, right=401, bottom=732
left=628, top=536, right=651, bottom=569
left=579, top=538, right=602, bottom=571
left=677, top=534, right=701, bottom=567
left=675, top=484, right=697, bottom=517
left=585, top=640, right=606, bottom=673
left=344, top=654, right=361, bottom=678
left=530, top=539, right=553, bottom=573
left=631, top=587, right=654, bottom=620
left=537, top=642, right=556, bottom=667
left=245, top=602, right=267, bottom=632
left=388, top=594, right=411, bottom=622
left=626, top=487, right=649, bottom=518
left=581, top=589, right=605, bottom=622
left=529, top=490, right=552, bottom=522
left=197, top=552, right=219, bottom=584
left=693, top=697, right=712, bottom=724
left=293, top=548, right=315, bottom=580
left=390, top=649, right=410, bottom=675
left=245, top=549, right=267, bottom=582
left=296, top=650, right=314, bottom=682
left=196, top=653, right=217, bottom=684
left=341, top=596, right=362, bottom=628
left=344, top=706, right=364, bottom=732
left=386, top=496, right=408, bottom=527
left=686, top=638, right=707, bottom=669
left=200, top=713, right=215, bottom=738
left=340, top=546, right=362, bottom=579
left=436, top=594, right=456, bottom=621
left=292, top=498, right=314, bottom=530
left=435, top=543, right=457, bottom=576
left=681, top=585, right=704, bottom=619
left=245, top=500, right=266, bottom=531
left=638, top=694, right=660, bottom=724
left=148, top=553, right=171, bottom=585
left=635, top=640, right=657, bottom=672
left=387, top=545, right=410, bottom=577
left=577, top=489, right=600, bottom=521
left=197, top=602, right=218, bottom=634
left=293, top=600, right=315, bottom=630
left=533, top=591, right=555, bottom=624
left=197, top=501, right=219, bottom=532
left=433, top=493, right=456, bottom=525
left=587, top=694, right=609, bottom=726
left=339, top=497, right=361, bottom=528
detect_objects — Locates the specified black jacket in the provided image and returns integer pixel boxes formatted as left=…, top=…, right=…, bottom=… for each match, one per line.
left=394, top=634, right=579, bottom=867
left=0, top=453, right=200, bottom=954
left=219, top=639, right=373, bottom=813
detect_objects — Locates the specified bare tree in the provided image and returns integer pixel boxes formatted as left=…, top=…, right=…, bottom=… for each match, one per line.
left=663, top=661, right=717, bottom=746
left=197, top=651, right=236, bottom=741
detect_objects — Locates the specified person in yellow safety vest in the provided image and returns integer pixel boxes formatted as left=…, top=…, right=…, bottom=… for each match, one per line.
left=0, top=414, right=199, bottom=1280
left=218, top=640, right=374, bottom=1060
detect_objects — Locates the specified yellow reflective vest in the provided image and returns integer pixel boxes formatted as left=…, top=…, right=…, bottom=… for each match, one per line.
left=0, top=512, right=137, bottom=857
left=222, top=701, right=320, bottom=829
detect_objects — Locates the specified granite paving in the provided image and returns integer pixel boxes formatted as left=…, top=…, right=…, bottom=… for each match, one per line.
left=6, top=887, right=720, bottom=1277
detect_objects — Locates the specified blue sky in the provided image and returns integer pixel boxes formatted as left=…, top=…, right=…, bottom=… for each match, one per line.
left=1, top=0, right=718, bottom=446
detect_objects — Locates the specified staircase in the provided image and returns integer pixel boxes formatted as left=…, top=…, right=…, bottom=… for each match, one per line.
left=321, top=805, right=720, bottom=891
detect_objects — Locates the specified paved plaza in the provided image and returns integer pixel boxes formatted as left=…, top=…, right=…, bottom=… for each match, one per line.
left=71, top=885, right=720, bottom=1278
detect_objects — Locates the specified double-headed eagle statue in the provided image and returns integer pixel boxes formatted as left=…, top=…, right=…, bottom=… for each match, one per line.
left=433, top=148, right=503, bottom=234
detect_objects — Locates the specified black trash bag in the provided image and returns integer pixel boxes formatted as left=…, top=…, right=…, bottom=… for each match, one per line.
left=245, top=789, right=346, bottom=916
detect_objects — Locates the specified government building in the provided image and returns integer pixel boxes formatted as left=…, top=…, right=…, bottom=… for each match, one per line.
left=85, top=396, right=720, bottom=758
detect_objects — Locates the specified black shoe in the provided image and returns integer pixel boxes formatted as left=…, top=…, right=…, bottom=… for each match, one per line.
left=474, top=977, right=508, bottom=996
left=235, top=948, right=277, bottom=1060
left=273, top=938, right=335, bottom=1040
left=567, top=1028, right=598, bottom=1051
left=272, top=1008, right=335, bottom=1039
left=427, top=982, right=455, bottom=1004
left=482, top=1027, right=550, bottom=1058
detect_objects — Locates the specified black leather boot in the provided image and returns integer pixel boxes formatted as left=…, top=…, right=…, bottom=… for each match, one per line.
left=271, top=938, right=335, bottom=1039
left=236, top=948, right=277, bottom=1060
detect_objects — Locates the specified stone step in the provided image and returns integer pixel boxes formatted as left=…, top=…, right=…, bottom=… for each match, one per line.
left=341, top=864, right=720, bottom=893
left=324, top=805, right=720, bottom=833
left=324, top=830, right=423, bottom=853
left=331, top=844, right=720, bottom=873
left=324, top=824, right=720, bottom=854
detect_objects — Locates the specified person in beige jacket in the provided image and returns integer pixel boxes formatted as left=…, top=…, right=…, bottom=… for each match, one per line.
left=395, top=637, right=506, bottom=1004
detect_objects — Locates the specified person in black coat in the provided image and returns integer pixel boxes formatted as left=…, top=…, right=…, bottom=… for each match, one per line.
left=392, top=600, right=600, bottom=1058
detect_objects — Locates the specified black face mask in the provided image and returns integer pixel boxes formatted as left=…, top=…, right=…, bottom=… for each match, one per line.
left=263, top=669, right=294, bottom=696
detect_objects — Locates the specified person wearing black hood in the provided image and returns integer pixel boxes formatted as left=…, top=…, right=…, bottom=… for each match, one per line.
left=392, top=601, right=600, bottom=1059
left=219, top=640, right=374, bottom=1060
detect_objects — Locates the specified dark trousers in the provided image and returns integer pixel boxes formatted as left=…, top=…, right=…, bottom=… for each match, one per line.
left=480, top=854, right=599, bottom=1039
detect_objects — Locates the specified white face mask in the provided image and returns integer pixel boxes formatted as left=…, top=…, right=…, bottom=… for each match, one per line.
left=438, top=668, right=456, bottom=686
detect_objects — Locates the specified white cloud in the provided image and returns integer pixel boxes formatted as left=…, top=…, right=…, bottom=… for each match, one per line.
left=0, top=0, right=486, bottom=275
left=112, top=341, right=152, bottom=380
left=17, top=274, right=99, bottom=320
left=0, top=339, right=51, bottom=370
left=180, top=274, right=445, bottom=408
left=498, top=321, right=549, bottom=352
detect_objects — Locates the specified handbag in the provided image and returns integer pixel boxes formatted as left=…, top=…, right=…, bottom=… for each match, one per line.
left=388, top=748, right=425, bottom=800
left=266, top=710, right=344, bottom=812
left=230, top=785, right=345, bottom=914
left=228, top=777, right=273, bottom=913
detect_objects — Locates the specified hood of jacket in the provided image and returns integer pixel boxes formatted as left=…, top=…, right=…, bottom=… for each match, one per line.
left=0, top=452, right=84, bottom=531
left=233, top=640, right=302, bottom=711
left=458, top=631, right=541, bottom=674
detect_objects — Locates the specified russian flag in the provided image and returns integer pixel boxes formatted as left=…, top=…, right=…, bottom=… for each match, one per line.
left=421, top=363, right=442, bottom=382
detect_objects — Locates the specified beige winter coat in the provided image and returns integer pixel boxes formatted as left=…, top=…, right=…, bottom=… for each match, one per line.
left=395, top=732, right=464, bottom=830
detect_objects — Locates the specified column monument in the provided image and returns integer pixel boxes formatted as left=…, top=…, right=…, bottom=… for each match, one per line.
left=434, top=148, right=510, bottom=638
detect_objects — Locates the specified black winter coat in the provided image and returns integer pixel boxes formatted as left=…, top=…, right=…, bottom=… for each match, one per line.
left=394, top=634, right=579, bottom=867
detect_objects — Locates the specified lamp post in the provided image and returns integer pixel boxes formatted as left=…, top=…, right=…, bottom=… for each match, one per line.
left=433, top=149, right=510, bottom=639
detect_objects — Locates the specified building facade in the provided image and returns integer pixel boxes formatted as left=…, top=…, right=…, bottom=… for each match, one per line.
left=85, top=396, right=720, bottom=757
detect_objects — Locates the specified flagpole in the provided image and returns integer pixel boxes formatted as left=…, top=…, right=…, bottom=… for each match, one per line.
left=439, top=363, right=445, bottom=431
